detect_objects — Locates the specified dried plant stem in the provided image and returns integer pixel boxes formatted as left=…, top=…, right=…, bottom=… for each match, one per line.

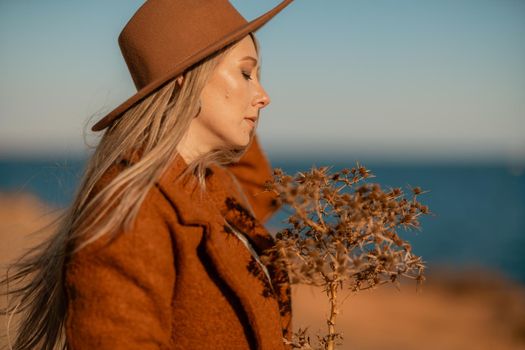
left=298, top=209, right=327, bottom=235
left=263, top=165, right=429, bottom=349
left=326, top=281, right=338, bottom=350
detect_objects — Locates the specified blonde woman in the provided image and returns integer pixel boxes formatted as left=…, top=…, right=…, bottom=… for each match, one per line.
left=1, top=1, right=295, bottom=349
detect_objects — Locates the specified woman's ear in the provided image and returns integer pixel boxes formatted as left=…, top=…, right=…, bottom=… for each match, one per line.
left=175, top=75, right=184, bottom=87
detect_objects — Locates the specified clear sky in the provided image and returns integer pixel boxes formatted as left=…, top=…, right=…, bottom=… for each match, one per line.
left=1, top=0, right=524, bottom=163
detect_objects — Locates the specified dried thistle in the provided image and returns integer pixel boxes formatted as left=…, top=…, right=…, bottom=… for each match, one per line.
left=260, top=163, right=431, bottom=350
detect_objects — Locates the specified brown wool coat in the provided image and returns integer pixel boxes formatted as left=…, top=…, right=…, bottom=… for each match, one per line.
left=64, top=135, right=292, bottom=350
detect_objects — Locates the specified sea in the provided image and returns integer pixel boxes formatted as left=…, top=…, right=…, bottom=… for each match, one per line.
left=1, top=156, right=524, bottom=284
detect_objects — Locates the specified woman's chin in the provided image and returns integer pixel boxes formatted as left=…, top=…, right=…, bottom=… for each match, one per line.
left=231, top=133, right=253, bottom=148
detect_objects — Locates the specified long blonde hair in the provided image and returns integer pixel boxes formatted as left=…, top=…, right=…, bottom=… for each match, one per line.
left=1, top=33, right=260, bottom=350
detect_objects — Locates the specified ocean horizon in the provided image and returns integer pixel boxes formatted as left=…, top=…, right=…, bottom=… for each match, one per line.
left=1, top=155, right=524, bottom=285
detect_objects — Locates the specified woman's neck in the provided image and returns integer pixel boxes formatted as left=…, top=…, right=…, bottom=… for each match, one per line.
left=176, top=132, right=211, bottom=164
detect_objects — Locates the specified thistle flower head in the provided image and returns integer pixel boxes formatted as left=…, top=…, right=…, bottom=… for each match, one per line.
left=261, top=163, right=430, bottom=292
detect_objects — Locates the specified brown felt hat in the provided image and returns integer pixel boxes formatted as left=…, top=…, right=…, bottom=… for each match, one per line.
left=91, top=0, right=294, bottom=132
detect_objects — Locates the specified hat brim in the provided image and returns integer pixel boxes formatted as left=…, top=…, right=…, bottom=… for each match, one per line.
left=91, top=0, right=293, bottom=132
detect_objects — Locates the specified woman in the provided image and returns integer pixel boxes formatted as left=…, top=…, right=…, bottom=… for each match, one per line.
left=1, top=0, right=294, bottom=349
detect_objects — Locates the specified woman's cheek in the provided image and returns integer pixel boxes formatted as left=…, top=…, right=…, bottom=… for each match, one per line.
left=219, top=70, right=241, bottom=95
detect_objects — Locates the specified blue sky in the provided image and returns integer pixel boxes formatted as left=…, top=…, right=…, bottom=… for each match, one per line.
left=1, top=0, right=524, bottom=162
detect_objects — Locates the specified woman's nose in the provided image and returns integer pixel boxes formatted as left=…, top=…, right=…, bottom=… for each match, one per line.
left=253, top=83, right=271, bottom=109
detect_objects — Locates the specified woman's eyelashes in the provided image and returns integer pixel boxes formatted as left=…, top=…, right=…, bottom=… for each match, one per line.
left=241, top=70, right=253, bottom=81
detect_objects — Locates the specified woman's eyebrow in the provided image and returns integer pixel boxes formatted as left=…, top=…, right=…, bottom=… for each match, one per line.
left=240, top=56, right=261, bottom=79
left=240, top=56, right=258, bottom=64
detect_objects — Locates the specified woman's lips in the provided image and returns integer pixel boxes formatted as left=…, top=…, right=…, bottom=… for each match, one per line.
left=244, top=117, right=256, bottom=127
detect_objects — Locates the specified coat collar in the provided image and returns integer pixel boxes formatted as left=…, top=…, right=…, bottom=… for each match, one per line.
left=153, top=153, right=292, bottom=349
left=155, top=153, right=276, bottom=252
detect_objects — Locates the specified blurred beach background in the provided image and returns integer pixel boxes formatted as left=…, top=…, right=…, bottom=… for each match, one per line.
left=1, top=0, right=524, bottom=349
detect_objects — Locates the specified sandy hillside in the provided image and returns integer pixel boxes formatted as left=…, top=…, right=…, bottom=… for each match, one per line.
left=1, top=192, right=524, bottom=350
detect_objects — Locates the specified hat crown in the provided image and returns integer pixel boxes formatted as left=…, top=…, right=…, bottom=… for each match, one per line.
left=119, top=0, right=248, bottom=89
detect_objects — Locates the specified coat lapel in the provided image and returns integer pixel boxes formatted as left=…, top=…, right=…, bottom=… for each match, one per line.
left=155, top=154, right=292, bottom=349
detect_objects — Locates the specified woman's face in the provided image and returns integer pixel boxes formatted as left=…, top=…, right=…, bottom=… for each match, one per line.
left=183, top=35, right=270, bottom=155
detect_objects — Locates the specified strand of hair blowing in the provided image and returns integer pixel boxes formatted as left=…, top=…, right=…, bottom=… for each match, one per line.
left=0, top=34, right=258, bottom=350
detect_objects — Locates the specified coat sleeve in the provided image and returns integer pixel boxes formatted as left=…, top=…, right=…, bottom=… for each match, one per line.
left=64, top=186, right=176, bottom=350
left=225, top=134, right=282, bottom=223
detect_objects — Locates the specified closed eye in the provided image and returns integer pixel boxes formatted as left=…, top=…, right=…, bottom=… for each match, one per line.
left=241, top=71, right=253, bottom=81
